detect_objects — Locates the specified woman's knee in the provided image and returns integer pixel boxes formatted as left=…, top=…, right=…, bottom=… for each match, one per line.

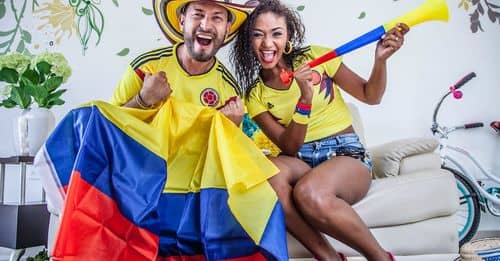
left=293, top=178, right=332, bottom=213
left=268, top=175, right=292, bottom=199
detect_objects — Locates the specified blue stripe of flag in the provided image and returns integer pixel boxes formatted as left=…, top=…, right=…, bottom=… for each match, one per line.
left=46, top=106, right=166, bottom=235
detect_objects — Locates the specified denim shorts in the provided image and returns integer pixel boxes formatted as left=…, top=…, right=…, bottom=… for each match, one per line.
left=297, top=133, right=373, bottom=172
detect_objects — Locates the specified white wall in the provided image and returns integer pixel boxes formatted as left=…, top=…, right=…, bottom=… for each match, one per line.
left=0, top=0, right=499, bottom=231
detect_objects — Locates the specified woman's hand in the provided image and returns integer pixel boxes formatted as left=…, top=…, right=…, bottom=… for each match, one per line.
left=376, top=23, right=410, bottom=62
left=294, top=64, right=314, bottom=103
left=140, top=71, right=172, bottom=106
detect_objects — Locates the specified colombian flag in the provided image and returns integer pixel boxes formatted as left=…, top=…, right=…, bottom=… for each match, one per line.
left=34, top=98, right=288, bottom=260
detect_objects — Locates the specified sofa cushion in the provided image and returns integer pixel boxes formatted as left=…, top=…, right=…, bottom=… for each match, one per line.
left=370, top=138, right=439, bottom=178
left=354, top=169, right=458, bottom=228
left=399, top=153, right=442, bottom=175
left=287, top=169, right=459, bottom=258
left=288, top=215, right=459, bottom=258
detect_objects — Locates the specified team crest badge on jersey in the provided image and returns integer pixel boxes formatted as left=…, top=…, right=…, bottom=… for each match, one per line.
left=311, top=70, right=321, bottom=85
left=200, top=88, right=219, bottom=107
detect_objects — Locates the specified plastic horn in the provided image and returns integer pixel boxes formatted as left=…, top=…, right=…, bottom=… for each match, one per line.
left=280, top=0, right=449, bottom=84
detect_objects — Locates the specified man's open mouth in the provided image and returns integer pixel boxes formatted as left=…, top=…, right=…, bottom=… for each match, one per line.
left=196, top=34, right=213, bottom=46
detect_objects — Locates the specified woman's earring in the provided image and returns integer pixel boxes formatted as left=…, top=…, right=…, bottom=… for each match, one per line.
left=283, top=41, right=293, bottom=54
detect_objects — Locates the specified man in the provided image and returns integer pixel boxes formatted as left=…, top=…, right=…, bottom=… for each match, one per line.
left=110, top=0, right=257, bottom=125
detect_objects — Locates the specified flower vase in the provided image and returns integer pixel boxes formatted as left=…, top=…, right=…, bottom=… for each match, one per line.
left=13, top=108, right=55, bottom=156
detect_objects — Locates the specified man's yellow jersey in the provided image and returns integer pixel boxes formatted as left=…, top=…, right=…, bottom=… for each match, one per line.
left=111, top=43, right=241, bottom=108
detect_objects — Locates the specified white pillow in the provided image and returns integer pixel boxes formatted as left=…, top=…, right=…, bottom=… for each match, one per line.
left=370, top=138, right=439, bottom=178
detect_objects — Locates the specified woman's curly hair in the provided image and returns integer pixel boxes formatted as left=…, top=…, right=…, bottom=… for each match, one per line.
left=230, top=0, right=306, bottom=97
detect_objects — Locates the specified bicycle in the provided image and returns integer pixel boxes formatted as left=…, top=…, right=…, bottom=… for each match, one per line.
left=431, top=72, right=500, bottom=247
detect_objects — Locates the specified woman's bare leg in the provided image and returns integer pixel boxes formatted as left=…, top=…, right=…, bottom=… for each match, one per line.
left=268, top=155, right=341, bottom=260
left=293, top=156, right=391, bottom=261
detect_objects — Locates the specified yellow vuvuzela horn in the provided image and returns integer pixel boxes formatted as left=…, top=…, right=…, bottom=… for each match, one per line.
left=281, top=0, right=449, bottom=84
left=384, top=0, right=449, bottom=31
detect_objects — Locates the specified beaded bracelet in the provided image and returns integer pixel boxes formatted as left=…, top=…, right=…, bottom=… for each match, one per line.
left=135, top=92, right=153, bottom=109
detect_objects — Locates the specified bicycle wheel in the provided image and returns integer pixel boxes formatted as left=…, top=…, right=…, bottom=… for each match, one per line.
left=443, top=166, right=481, bottom=246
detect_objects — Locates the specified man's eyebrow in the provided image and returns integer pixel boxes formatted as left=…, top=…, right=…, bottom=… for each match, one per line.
left=192, top=8, right=225, bottom=16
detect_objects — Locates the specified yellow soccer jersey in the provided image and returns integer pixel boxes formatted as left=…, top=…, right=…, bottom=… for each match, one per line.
left=246, top=45, right=352, bottom=143
left=110, top=43, right=241, bottom=108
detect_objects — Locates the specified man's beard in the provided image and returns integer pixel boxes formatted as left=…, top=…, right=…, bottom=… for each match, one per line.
left=184, top=31, right=225, bottom=62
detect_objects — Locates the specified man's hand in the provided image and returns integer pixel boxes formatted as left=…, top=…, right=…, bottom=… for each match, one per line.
left=140, top=71, right=172, bottom=106
left=219, top=96, right=245, bottom=126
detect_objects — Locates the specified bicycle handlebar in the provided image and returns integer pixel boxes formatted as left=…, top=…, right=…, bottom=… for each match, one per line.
left=453, top=72, right=477, bottom=90
left=464, top=122, right=484, bottom=129
left=432, top=72, right=477, bottom=133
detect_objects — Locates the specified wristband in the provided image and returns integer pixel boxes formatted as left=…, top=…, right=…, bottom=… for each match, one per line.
left=295, top=101, right=311, bottom=116
left=293, top=100, right=311, bottom=125
left=296, top=100, right=312, bottom=111
left=135, top=92, right=153, bottom=109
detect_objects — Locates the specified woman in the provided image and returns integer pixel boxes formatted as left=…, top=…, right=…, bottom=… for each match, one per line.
left=231, top=0, right=409, bottom=260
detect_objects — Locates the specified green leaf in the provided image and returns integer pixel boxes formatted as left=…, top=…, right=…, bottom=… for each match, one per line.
left=142, top=7, right=153, bottom=15
left=43, top=76, right=63, bottom=91
left=112, top=0, right=119, bottom=7
left=21, top=30, right=32, bottom=43
left=47, top=88, right=66, bottom=100
left=32, top=0, right=39, bottom=12
left=10, top=86, right=32, bottom=109
left=16, top=41, right=25, bottom=53
left=26, top=83, right=49, bottom=106
left=22, top=48, right=32, bottom=56
left=77, top=15, right=92, bottom=49
left=36, top=61, right=52, bottom=75
left=0, top=68, right=19, bottom=83
left=88, top=6, right=104, bottom=45
left=47, top=98, right=65, bottom=108
left=0, top=3, right=6, bottom=19
left=46, top=91, right=66, bottom=108
left=22, top=69, right=40, bottom=84
left=296, top=5, right=305, bottom=11
left=0, top=41, right=8, bottom=48
left=358, top=11, right=366, bottom=19
left=0, top=98, right=17, bottom=108
left=0, top=29, right=14, bottom=36
left=116, top=48, right=129, bottom=56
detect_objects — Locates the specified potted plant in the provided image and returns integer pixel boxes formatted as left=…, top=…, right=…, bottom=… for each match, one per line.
left=0, top=51, right=72, bottom=156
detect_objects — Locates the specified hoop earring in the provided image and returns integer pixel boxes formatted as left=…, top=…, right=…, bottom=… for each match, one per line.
left=283, top=41, right=293, bottom=54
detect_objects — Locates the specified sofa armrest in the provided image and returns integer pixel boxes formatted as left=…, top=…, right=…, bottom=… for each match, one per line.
left=369, top=138, right=439, bottom=179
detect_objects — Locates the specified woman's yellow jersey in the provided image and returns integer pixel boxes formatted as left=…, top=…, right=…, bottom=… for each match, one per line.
left=246, top=45, right=352, bottom=143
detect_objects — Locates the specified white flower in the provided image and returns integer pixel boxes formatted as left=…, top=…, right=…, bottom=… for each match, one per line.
left=0, top=52, right=31, bottom=73
left=30, top=52, right=72, bottom=82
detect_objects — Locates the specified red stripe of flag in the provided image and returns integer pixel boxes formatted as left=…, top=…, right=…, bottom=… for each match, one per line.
left=156, top=252, right=266, bottom=261
left=52, top=171, right=159, bottom=260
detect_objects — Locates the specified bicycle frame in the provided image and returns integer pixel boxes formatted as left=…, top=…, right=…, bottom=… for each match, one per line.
left=440, top=145, right=500, bottom=208
left=432, top=72, right=500, bottom=216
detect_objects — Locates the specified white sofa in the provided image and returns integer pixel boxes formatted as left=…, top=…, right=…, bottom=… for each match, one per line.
left=288, top=104, right=460, bottom=260
left=46, top=104, right=460, bottom=260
